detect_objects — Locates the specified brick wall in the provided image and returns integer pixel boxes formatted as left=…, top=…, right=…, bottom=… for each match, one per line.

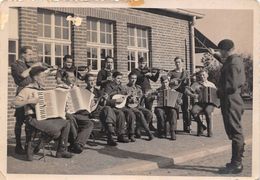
left=7, top=7, right=193, bottom=136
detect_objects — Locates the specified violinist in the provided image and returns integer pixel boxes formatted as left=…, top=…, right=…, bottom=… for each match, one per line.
left=11, top=46, right=45, bottom=155
left=167, top=57, right=191, bottom=133
left=96, top=56, right=115, bottom=90
left=56, top=55, right=89, bottom=86
left=131, top=57, right=160, bottom=131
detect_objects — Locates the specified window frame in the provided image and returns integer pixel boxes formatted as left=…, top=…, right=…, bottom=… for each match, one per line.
left=8, top=39, right=19, bottom=69
left=127, top=26, right=150, bottom=72
left=37, top=10, right=71, bottom=67
left=87, top=18, right=114, bottom=73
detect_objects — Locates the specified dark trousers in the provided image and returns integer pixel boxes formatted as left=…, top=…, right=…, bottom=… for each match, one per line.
left=220, top=93, right=245, bottom=165
left=122, top=107, right=136, bottom=135
left=99, top=106, right=126, bottom=136
left=131, top=107, right=152, bottom=135
left=154, top=107, right=177, bottom=135
left=14, top=107, right=26, bottom=146
left=181, top=95, right=190, bottom=130
left=144, top=96, right=155, bottom=128
left=66, top=113, right=94, bottom=146
left=191, top=103, right=214, bottom=135
left=25, top=115, right=70, bottom=152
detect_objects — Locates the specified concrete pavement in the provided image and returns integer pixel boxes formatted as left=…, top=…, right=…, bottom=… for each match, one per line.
left=7, top=109, right=252, bottom=176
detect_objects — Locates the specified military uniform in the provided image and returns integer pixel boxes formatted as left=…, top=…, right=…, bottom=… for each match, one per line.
left=218, top=54, right=246, bottom=169
left=168, top=69, right=190, bottom=132
left=96, top=68, right=115, bottom=90
left=125, top=83, right=154, bottom=140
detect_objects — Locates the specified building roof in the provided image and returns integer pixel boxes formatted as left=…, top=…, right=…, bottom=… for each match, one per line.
left=165, top=9, right=204, bottom=19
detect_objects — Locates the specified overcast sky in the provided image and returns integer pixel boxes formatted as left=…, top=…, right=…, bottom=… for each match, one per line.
left=192, top=9, right=253, bottom=56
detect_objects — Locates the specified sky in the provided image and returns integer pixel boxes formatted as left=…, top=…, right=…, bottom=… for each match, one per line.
left=192, top=9, right=253, bottom=56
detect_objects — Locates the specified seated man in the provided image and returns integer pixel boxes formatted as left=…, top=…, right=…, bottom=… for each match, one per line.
left=186, top=69, right=217, bottom=137
left=125, top=72, right=154, bottom=140
left=100, top=71, right=133, bottom=145
left=13, top=66, right=72, bottom=161
left=154, top=75, right=182, bottom=140
left=60, top=72, right=94, bottom=154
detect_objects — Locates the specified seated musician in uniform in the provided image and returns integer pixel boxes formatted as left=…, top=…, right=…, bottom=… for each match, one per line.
left=154, top=75, right=182, bottom=140
left=125, top=72, right=154, bottom=140
left=100, top=71, right=134, bottom=145
left=186, top=69, right=217, bottom=137
left=13, top=66, right=72, bottom=161
left=56, top=55, right=89, bottom=87
left=61, top=72, right=94, bottom=154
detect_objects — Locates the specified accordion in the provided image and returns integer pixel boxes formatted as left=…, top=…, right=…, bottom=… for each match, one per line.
left=35, top=89, right=68, bottom=121
left=157, top=89, right=182, bottom=108
left=198, top=87, right=220, bottom=107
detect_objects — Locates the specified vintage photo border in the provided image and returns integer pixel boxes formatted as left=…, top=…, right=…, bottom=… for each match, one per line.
left=0, top=0, right=259, bottom=179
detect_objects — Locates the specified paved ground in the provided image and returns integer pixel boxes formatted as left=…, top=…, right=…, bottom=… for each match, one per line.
left=129, top=145, right=252, bottom=177
left=7, top=109, right=252, bottom=177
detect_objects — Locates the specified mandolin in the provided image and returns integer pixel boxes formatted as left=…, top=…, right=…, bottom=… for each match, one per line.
left=112, top=94, right=128, bottom=109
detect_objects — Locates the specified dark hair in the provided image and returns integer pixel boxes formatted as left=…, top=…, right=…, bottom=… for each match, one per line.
left=105, top=56, right=113, bottom=63
left=198, top=69, right=208, bottom=75
left=112, top=71, right=123, bottom=78
left=160, top=75, right=169, bottom=83
left=138, top=57, right=145, bottom=63
left=218, top=39, right=234, bottom=51
left=29, top=66, right=46, bottom=78
left=128, top=72, right=137, bottom=79
left=84, top=73, right=95, bottom=82
left=20, top=46, right=32, bottom=55
left=174, top=56, right=184, bottom=62
left=63, top=55, right=74, bottom=62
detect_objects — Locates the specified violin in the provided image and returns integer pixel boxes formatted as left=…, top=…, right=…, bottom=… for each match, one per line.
left=141, top=67, right=169, bottom=74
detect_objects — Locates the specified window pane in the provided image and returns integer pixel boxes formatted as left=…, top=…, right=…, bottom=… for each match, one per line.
left=108, top=49, right=112, bottom=57
left=55, top=27, right=61, bottom=39
left=55, top=16, right=61, bottom=26
left=130, top=37, right=135, bottom=46
left=38, top=13, right=43, bottom=23
left=87, top=20, right=91, bottom=28
left=100, top=33, right=106, bottom=43
left=130, top=51, right=135, bottom=60
left=142, top=30, right=147, bottom=38
left=55, top=57, right=62, bottom=67
left=100, top=22, right=106, bottom=32
left=128, top=62, right=131, bottom=71
left=38, top=56, right=44, bottom=63
left=8, top=41, right=16, bottom=53
left=9, top=54, right=16, bottom=66
left=92, top=48, right=97, bottom=58
left=137, top=38, right=142, bottom=47
left=45, top=56, right=51, bottom=65
left=92, top=60, right=98, bottom=70
left=131, top=62, right=135, bottom=71
left=87, top=31, right=91, bottom=41
left=91, top=32, right=97, bottom=42
left=37, top=44, right=43, bottom=55
left=44, top=13, right=51, bottom=25
left=38, top=25, right=43, bottom=37
left=129, top=28, right=134, bottom=36
left=87, top=48, right=91, bottom=58
left=63, top=45, right=69, bottom=56
left=91, top=21, right=97, bottom=30
left=143, top=39, right=147, bottom=48
left=101, top=49, right=106, bottom=59
left=138, top=52, right=142, bottom=59
left=107, top=34, right=112, bottom=44
left=137, top=29, right=142, bottom=37
left=101, top=60, right=106, bottom=69
left=63, top=16, right=69, bottom=27
left=44, top=44, right=51, bottom=55
left=106, top=23, right=112, bottom=33
left=87, top=59, right=91, bottom=67
left=63, top=28, right=69, bottom=39
left=44, top=25, right=51, bottom=38
left=55, top=45, right=61, bottom=56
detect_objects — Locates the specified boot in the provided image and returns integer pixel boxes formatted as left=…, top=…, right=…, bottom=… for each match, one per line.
left=56, top=151, right=73, bottom=158
left=117, top=134, right=129, bottom=143
left=26, top=142, right=34, bottom=161
left=107, top=137, right=117, bottom=146
left=149, top=123, right=157, bottom=131
left=129, top=134, right=136, bottom=142
left=107, top=124, right=118, bottom=146
left=170, top=131, right=176, bottom=141
left=219, top=163, right=243, bottom=174
left=135, top=128, right=141, bottom=139
left=15, top=144, right=26, bottom=155
left=71, top=143, right=83, bottom=154
left=56, top=136, right=73, bottom=158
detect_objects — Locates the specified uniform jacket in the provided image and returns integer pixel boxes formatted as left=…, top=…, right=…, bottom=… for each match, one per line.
left=96, top=68, right=115, bottom=90
left=167, top=69, right=190, bottom=93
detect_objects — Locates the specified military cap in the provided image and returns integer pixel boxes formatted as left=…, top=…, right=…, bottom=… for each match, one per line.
left=29, top=66, right=46, bottom=77
left=218, top=39, right=234, bottom=51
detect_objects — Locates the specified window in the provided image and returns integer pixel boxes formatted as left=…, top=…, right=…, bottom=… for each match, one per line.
left=8, top=40, right=18, bottom=66
left=37, top=10, right=71, bottom=67
left=127, top=26, right=149, bottom=71
left=87, top=19, right=114, bottom=71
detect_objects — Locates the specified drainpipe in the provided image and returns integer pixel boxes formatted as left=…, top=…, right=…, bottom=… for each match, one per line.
left=190, top=16, right=196, bottom=75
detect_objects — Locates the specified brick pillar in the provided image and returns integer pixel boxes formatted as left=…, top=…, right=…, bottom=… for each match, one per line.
left=18, top=7, right=38, bottom=52
left=71, top=15, right=88, bottom=67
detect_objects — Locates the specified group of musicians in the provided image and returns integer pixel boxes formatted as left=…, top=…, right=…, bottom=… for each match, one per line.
left=11, top=38, right=246, bottom=174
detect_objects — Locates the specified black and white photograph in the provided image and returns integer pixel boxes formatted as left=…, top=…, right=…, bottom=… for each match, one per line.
left=0, top=0, right=259, bottom=179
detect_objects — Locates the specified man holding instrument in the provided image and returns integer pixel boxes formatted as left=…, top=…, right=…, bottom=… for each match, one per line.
left=132, top=57, right=160, bottom=131
left=125, top=72, right=154, bottom=140
left=11, top=46, right=44, bottom=155
left=154, top=75, right=182, bottom=140
left=13, top=66, right=72, bottom=161
left=185, top=70, right=217, bottom=137
left=211, top=39, right=246, bottom=174
left=167, top=57, right=191, bottom=133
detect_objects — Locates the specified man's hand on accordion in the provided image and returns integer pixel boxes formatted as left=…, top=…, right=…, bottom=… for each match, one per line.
left=27, top=96, right=39, bottom=105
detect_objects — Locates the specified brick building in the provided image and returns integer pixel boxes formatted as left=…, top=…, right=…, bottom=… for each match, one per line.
left=7, top=7, right=203, bottom=136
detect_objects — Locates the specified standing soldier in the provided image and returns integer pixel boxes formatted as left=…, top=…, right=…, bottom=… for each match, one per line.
left=168, top=57, right=191, bottom=133
left=11, top=46, right=42, bottom=154
left=132, top=57, right=160, bottom=131
left=211, top=39, right=246, bottom=174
